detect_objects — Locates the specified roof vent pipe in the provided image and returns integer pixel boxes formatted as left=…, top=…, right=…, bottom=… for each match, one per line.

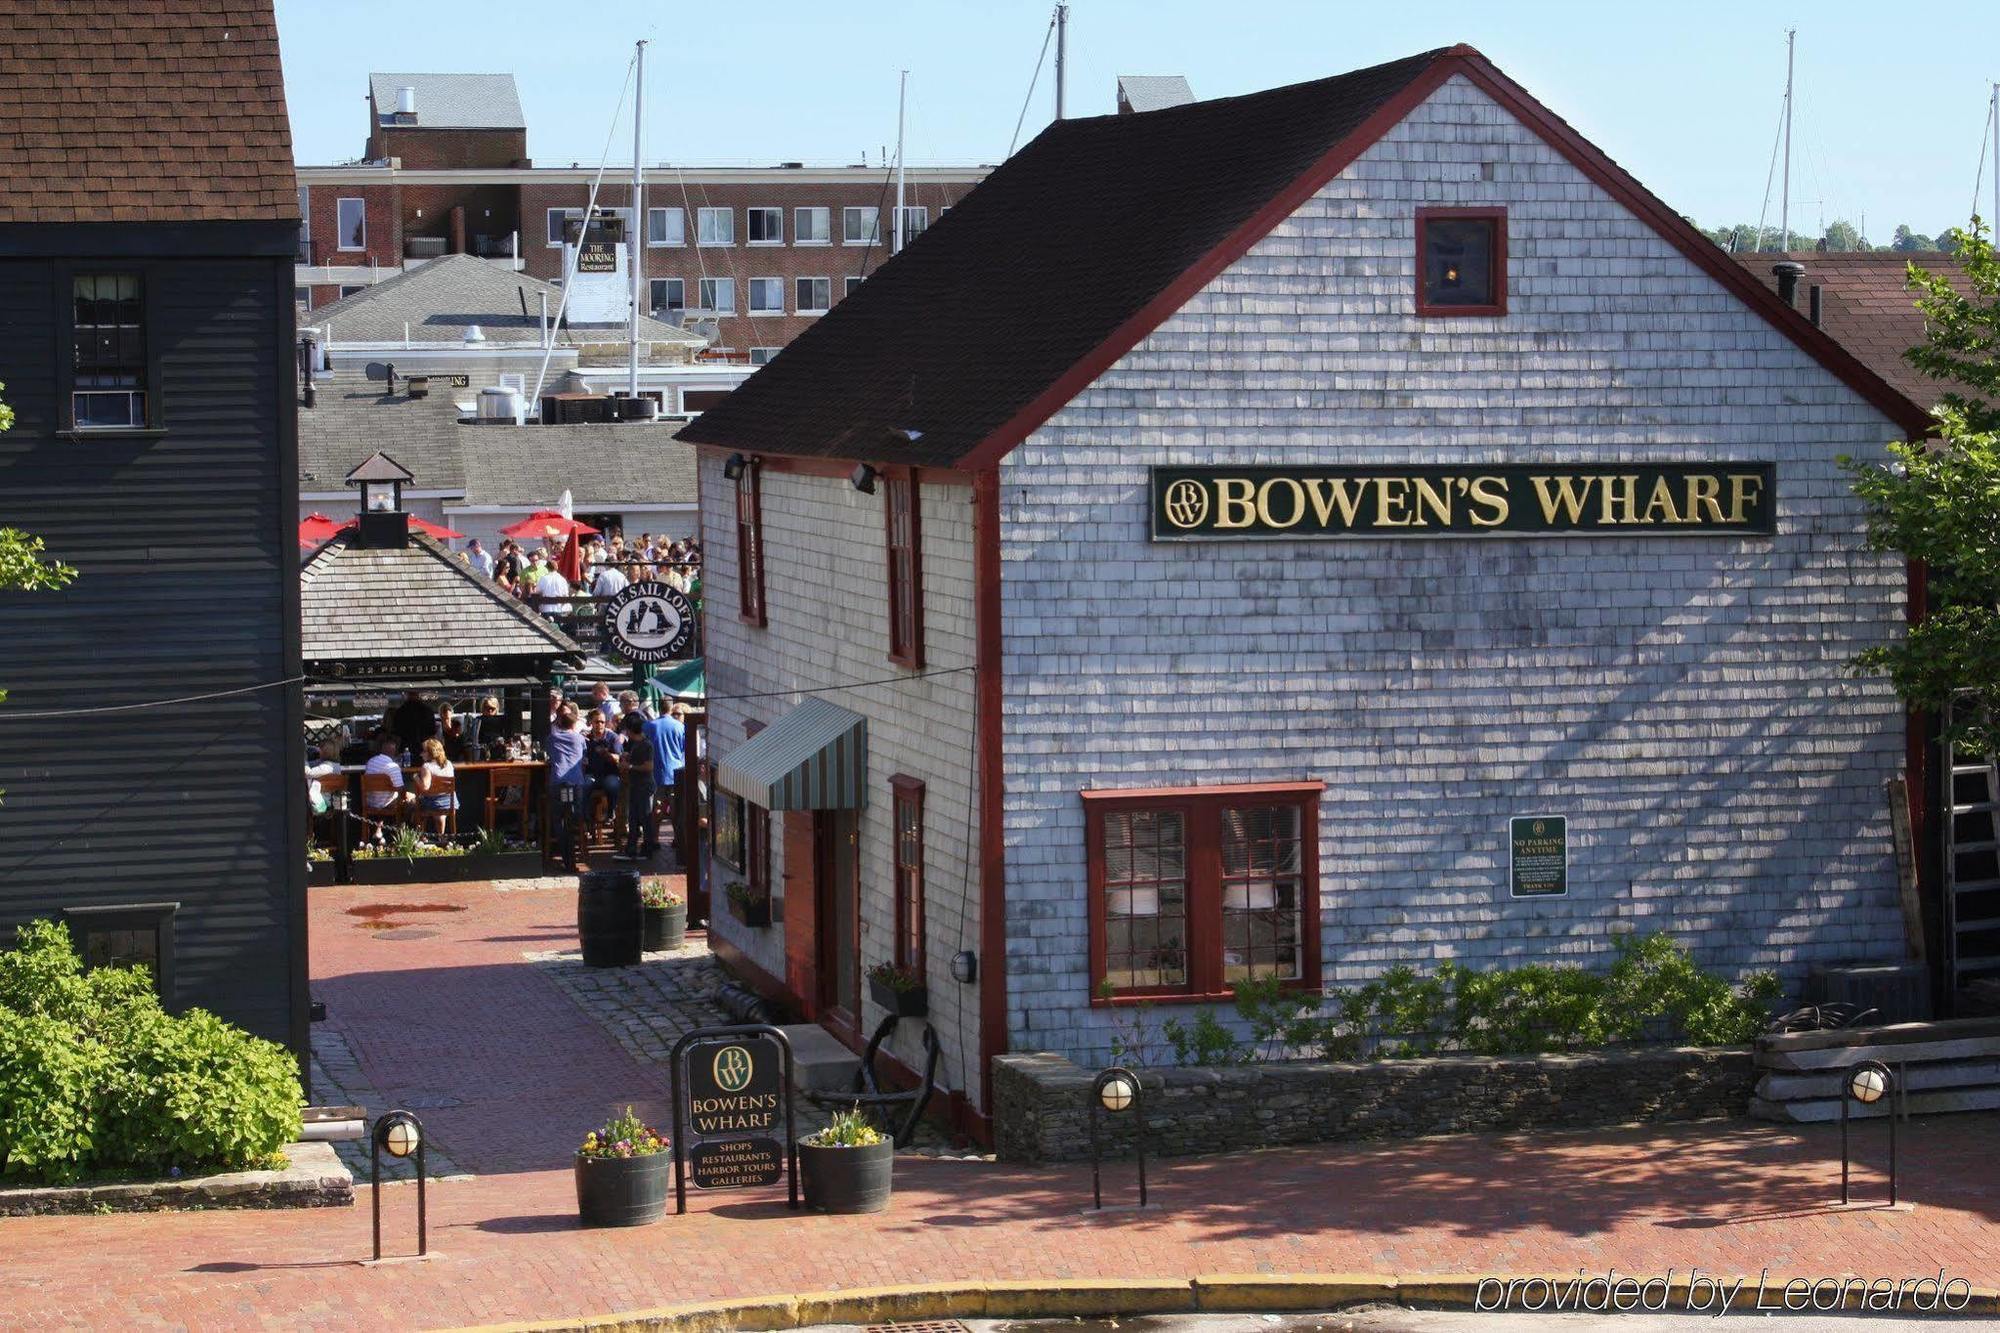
left=397, top=85, right=417, bottom=117
left=1808, top=284, right=1823, bottom=327
left=1772, top=261, right=1805, bottom=308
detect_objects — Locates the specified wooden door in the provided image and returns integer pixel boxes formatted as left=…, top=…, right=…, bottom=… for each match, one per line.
left=782, top=810, right=817, bottom=1014
left=814, top=809, right=861, bottom=1045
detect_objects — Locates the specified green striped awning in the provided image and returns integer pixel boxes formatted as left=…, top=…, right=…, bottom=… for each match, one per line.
left=716, top=697, right=867, bottom=811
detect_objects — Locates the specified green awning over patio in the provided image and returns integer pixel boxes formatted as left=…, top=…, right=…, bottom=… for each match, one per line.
left=715, top=696, right=867, bottom=811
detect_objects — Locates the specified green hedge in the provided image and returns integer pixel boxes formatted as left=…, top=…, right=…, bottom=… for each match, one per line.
left=0, top=920, right=301, bottom=1184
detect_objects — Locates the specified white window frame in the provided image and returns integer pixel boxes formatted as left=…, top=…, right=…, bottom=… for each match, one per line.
left=698, top=276, right=735, bottom=313
left=749, top=346, right=781, bottom=366
left=896, top=206, right=929, bottom=243
left=546, top=206, right=583, bottom=247
left=336, top=197, right=367, bottom=251
left=748, top=276, right=785, bottom=315
left=650, top=276, right=685, bottom=314
left=795, top=276, right=831, bottom=315
left=697, top=207, right=734, bottom=246
left=794, top=206, right=831, bottom=245
left=843, top=206, right=880, bottom=246
left=746, top=206, right=784, bottom=245
left=647, top=206, right=685, bottom=246
left=844, top=275, right=865, bottom=297
left=338, top=284, right=366, bottom=298
left=294, top=285, right=312, bottom=310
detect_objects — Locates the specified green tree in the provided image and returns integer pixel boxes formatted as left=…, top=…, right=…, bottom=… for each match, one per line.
left=1891, top=224, right=1940, bottom=253
left=0, top=384, right=78, bottom=791
left=1821, top=219, right=1863, bottom=252
left=1841, top=218, right=2000, bottom=752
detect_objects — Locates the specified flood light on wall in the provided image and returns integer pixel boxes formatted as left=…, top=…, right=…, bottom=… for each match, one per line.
left=722, top=453, right=748, bottom=481
left=850, top=463, right=878, bottom=494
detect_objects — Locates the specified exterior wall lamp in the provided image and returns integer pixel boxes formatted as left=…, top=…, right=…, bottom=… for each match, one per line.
left=850, top=463, right=878, bottom=494
left=722, top=453, right=748, bottom=481
left=949, top=949, right=977, bottom=984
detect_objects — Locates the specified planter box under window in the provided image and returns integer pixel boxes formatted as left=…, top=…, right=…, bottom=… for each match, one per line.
left=727, top=894, right=772, bottom=929
left=868, top=973, right=928, bottom=1018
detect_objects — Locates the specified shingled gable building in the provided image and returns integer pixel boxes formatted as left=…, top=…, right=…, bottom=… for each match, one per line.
left=0, top=3, right=310, bottom=1063
left=680, top=46, right=1934, bottom=1136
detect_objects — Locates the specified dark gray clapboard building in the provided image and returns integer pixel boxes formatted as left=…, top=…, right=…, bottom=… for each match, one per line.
left=0, top=2, right=308, bottom=1062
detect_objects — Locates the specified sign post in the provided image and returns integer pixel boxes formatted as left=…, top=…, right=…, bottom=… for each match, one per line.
left=669, top=1023, right=797, bottom=1214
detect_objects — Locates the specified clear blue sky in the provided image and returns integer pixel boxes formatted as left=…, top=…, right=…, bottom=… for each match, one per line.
left=274, top=0, right=1999, bottom=242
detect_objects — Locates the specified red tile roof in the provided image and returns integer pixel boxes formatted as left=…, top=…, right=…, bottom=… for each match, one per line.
left=0, top=0, right=297, bottom=223
left=1733, top=251, right=1973, bottom=410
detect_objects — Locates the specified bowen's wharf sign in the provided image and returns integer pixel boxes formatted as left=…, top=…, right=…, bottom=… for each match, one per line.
left=1150, top=464, right=1775, bottom=540
left=669, top=1024, right=798, bottom=1211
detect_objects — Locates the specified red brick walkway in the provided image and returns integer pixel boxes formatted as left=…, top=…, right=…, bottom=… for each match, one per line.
left=2, top=884, right=1995, bottom=1330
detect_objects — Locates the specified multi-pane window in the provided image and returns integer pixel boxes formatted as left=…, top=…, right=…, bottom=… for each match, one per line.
left=895, top=206, right=928, bottom=244
left=62, top=903, right=175, bottom=1002
left=1084, top=785, right=1321, bottom=1000
left=735, top=460, right=765, bottom=625
left=337, top=198, right=367, bottom=250
left=697, top=207, right=734, bottom=246
left=1416, top=207, right=1506, bottom=316
left=546, top=206, right=582, bottom=247
left=747, top=804, right=770, bottom=898
left=844, top=275, right=865, bottom=297
left=842, top=206, right=880, bottom=245
left=883, top=471, right=922, bottom=667
left=891, top=777, right=926, bottom=973
left=749, top=347, right=780, bottom=366
left=650, top=277, right=685, bottom=315
left=698, top=276, right=735, bottom=313
left=795, top=277, right=831, bottom=314
left=713, top=789, right=746, bottom=868
left=647, top=206, right=685, bottom=246
left=746, top=207, right=783, bottom=244
left=71, top=273, right=147, bottom=429
left=795, top=206, right=831, bottom=244
left=748, top=277, right=784, bottom=314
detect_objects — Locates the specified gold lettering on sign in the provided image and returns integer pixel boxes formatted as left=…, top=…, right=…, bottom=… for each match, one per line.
left=1373, top=477, right=1414, bottom=526
left=1598, top=474, right=1640, bottom=525
left=1213, top=477, right=1256, bottom=528
left=1728, top=473, right=1765, bottom=524
left=1256, top=476, right=1307, bottom=529
left=1303, top=477, right=1368, bottom=528
left=1467, top=475, right=1510, bottom=526
left=1685, top=474, right=1724, bottom=522
left=1413, top=477, right=1454, bottom=527
left=1531, top=476, right=1592, bottom=524
left=1642, top=476, right=1685, bottom=524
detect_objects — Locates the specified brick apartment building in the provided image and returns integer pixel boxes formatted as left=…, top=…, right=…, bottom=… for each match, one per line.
left=297, top=73, right=986, bottom=357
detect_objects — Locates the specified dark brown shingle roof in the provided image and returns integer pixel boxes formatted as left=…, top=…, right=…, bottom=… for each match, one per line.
left=1733, top=251, right=1975, bottom=410
left=0, top=0, right=297, bottom=223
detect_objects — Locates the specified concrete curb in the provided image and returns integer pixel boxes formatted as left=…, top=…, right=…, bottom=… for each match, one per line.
left=454, top=1272, right=2000, bottom=1331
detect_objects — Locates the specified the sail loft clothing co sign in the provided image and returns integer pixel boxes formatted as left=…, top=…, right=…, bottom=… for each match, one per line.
left=1149, top=464, right=1776, bottom=540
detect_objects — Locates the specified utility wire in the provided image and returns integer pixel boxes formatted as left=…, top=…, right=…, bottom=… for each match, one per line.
left=0, top=675, right=309, bottom=721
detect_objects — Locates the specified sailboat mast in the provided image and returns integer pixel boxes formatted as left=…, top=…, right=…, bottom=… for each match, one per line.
left=1991, top=82, right=1998, bottom=233
left=628, top=39, right=646, bottom=397
left=894, top=70, right=908, bottom=255
left=1779, top=29, right=1794, bottom=250
left=1055, top=3, right=1068, bottom=120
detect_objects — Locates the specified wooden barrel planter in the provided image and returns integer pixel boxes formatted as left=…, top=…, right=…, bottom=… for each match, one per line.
left=642, top=898, right=687, bottom=952
left=798, top=1138, right=894, bottom=1214
left=578, top=869, right=642, bottom=968
left=574, top=1153, right=670, bottom=1227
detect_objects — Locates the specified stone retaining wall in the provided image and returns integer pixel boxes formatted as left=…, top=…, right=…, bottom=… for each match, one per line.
left=0, top=1141, right=353, bottom=1217
left=992, top=1046, right=1755, bottom=1164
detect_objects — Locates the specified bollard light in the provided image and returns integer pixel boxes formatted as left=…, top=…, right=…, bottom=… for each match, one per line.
left=371, top=1110, right=430, bottom=1261
left=1838, top=1059, right=1902, bottom=1208
left=1098, top=1071, right=1138, bottom=1114
left=1088, top=1066, right=1148, bottom=1210
left=383, top=1117, right=421, bottom=1158
left=1847, top=1062, right=1889, bottom=1105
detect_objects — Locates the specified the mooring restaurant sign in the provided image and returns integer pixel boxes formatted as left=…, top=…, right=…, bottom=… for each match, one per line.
left=1150, top=464, right=1775, bottom=540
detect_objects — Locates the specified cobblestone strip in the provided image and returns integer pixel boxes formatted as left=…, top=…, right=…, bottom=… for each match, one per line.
left=309, top=1027, right=472, bottom=1183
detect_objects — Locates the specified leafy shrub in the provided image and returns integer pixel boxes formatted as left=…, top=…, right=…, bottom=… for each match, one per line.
left=1161, top=1010, right=1243, bottom=1066
left=0, top=920, right=302, bottom=1184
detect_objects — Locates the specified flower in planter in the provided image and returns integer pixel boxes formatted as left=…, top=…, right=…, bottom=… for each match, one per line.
left=578, top=1107, right=668, bottom=1159
left=724, top=880, right=759, bottom=908
left=866, top=962, right=923, bottom=993
left=801, top=1107, right=882, bottom=1149
left=640, top=879, right=683, bottom=909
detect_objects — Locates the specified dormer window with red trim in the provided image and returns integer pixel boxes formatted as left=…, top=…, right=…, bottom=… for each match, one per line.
left=1416, top=207, right=1506, bottom=317
left=883, top=468, right=923, bottom=667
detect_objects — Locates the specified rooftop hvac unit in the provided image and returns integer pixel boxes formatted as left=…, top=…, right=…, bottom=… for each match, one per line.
left=397, top=85, right=417, bottom=117
left=476, top=386, right=524, bottom=423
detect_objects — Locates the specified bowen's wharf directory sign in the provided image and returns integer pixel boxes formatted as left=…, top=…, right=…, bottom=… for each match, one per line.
left=669, top=1024, right=797, bottom=1211
left=1150, top=463, right=1775, bottom=540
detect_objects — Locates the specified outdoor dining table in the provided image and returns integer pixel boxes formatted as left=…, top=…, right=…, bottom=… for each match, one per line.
left=336, top=761, right=545, bottom=837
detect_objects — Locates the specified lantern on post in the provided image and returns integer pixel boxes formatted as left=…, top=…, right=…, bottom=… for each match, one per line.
left=1089, top=1066, right=1147, bottom=1210
left=1839, top=1058, right=1904, bottom=1207
left=371, top=1109, right=430, bottom=1261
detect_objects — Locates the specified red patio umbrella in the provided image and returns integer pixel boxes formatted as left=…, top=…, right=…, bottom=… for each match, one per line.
left=407, top=515, right=467, bottom=541
left=499, top=510, right=600, bottom=544
left=298, top=513, right=344, bottom=547
left=555, top=531, right=587, bottom=586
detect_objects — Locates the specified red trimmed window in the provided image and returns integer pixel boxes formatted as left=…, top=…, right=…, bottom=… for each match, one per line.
left=1083, top=783, right=1322, bottom=1001
left=735, top=461, right=766, bottom=625
left=883, top=469, right=923, bottom=666
left=890, top=776, right=926, bottom=972
left=1415, top=207, right=1506, bottom=317
left=747, top=803, right=770, bottom=898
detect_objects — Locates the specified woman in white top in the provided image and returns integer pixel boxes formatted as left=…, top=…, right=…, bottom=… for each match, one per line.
left=415, top=737, right=457, bottom=837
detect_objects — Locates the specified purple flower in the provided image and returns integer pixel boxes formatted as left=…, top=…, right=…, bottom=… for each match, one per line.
left=168, top=1166, right=182, bottom=1179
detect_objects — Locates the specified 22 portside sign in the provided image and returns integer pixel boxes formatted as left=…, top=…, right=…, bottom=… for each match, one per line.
left=1149, top=464, right=1776, bottom=540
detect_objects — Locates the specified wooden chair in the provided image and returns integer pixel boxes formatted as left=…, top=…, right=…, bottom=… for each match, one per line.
left=417, top=770, right=458, bottom=838
left=485, top=764, right=535, bottom=841
left=358, top=772, right=406, bottom=841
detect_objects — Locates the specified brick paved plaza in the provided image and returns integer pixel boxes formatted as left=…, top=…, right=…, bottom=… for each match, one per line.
left=0, top=880, right=1994, bottom=1330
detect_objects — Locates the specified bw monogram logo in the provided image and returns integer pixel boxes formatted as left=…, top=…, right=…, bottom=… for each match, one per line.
left=1163, top=478, right=1209, bottom=529
left=1532, top=820, right=1546, bottom=836
left=712, top=1045, right=754, bottom=1093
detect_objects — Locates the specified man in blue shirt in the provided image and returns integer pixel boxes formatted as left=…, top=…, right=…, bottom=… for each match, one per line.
left=642, top=703, right=685, bottom=860
left=545, top=703, right=588, bottom=870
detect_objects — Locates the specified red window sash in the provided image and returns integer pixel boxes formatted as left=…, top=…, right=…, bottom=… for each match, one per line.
left=735, top=463, right=766, bottom=625
left=883, top=469, right=924, bottom=667
left=747, top=804, right=770, bottom=897
left=890, top=774, right=926, bottom=972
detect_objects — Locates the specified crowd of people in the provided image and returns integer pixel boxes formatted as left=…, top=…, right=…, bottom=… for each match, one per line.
left=456, top=530, right=702, bottom=607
